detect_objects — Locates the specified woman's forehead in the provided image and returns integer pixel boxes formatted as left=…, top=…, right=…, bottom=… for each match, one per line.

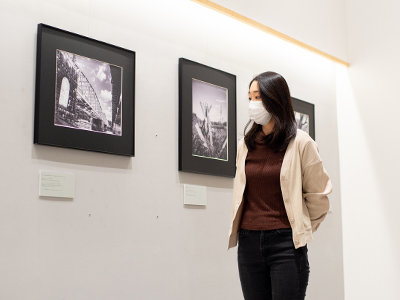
left=249, top=81, right=259, bottom=93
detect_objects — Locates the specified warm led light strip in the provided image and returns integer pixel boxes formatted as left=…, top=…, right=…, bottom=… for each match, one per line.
left=191, top=0, right=350, bottom=67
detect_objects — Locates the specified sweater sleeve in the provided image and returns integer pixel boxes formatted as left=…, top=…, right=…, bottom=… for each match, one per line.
left=301, top=140, right=332, bottom=232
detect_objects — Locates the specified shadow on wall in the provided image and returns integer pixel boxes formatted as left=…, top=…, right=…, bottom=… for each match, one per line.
left=178, top=171, right=234, bottom=190
left=31, top=144, right=132, bottom=170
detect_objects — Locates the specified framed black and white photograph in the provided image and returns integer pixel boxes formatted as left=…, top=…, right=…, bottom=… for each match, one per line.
left=34, top=24, right=135, bottom=156
left=292, top=97, right=315, bottom=140
left=179, top=58, right=236, bottom=177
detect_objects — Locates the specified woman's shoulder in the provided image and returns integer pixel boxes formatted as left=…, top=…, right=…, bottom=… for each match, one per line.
left=294, top=129, right=317, bottom=147
left=293, top=129, right=321, bottom=165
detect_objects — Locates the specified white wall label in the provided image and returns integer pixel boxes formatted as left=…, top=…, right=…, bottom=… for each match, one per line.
left=184, top=184, right=206, bottom=206
left=39, top=171, right=75, bottom=198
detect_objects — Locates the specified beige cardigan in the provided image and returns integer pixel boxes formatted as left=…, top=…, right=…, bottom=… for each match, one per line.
left=228, top=129, right=332, bottom=249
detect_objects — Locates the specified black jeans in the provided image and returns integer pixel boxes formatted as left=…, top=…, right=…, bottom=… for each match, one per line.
left=238, top=228, right=310, bottom=300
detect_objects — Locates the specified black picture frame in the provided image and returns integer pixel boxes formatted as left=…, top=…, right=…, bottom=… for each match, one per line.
left=179, top=58, right=237, bottom=177
left=34, top=24, right=135, bottom=156
left=292, top=97, right=315, bottom=140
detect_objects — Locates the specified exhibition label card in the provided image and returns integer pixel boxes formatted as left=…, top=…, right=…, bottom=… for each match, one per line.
left=184, top=184, right=207, bottom=206
left=39, top=171, right=75, bottom=198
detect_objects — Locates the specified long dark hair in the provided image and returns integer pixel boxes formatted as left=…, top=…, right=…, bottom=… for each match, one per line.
left=244, top=71, right=297, bottom=152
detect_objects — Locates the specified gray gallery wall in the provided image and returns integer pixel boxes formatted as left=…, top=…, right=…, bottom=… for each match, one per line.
left=336, top=0, right=400, bottom=298
left=211, top=0, right=349, bottom=62
left=0, top=0, right=344, bottom=299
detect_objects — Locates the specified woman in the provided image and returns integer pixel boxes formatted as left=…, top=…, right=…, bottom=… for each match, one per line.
left=228, top=72, right=332, bottom=300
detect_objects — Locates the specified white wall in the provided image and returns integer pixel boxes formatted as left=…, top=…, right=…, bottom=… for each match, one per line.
left=211, top=0, right=349, bottom=62
left=337, top=0, right=400, bottom=299
left=0, top=0, right=343, bottom=299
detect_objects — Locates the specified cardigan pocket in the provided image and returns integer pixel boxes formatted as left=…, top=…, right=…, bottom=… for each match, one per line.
left=302, top=200, right=312, bottom=230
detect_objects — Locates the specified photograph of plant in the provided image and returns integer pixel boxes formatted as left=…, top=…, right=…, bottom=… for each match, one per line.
left=179, top=58, right=236, bottom=177
left=192, top=79, right=228, bottom=160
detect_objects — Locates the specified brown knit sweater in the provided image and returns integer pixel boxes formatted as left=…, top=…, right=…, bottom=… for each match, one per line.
left=240, top=131, right=291, bottom=231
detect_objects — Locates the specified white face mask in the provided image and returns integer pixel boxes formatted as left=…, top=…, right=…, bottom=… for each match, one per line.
left=248, top=100, right=272, bottom=125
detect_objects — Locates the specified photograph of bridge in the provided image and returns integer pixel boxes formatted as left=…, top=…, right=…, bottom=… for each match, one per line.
left=55, top=50, right=123, bottom=136
left=192, top=79, right=228, bottom=161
